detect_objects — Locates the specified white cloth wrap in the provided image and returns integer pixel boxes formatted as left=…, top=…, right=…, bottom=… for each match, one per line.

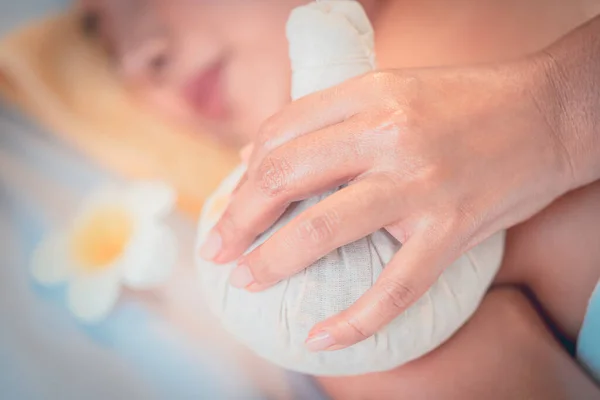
left=195, top=1, right=505, bottom=376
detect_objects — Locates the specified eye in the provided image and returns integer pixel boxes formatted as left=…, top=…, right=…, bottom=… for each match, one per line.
left=150, top=52, right=169, bottom=73
left=81, top=11, right=100, bottom=37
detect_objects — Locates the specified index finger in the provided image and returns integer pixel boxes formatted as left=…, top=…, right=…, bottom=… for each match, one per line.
left=201, top=117, right=375, bottom=264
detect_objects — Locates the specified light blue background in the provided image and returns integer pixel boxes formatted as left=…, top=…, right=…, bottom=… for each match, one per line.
left=0, top=0, right=70, bottom=37
left=0, top=97, right=262, bottom=399
left=578, top=282, right=600, bottom=382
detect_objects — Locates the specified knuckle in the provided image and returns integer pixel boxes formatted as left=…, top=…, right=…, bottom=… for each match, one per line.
left=424, top=219, right=461, bottom=258
left=451, top=202, right=480, bottom=250
left=297, top=209, right=341, bottom=246
left=257, top=115, right=281, bottom=149
left=366, top=71, right=417, bottom=99
left=368, top=71, right=395, bottom=93
left=378, top=278, right=417, bottom=314
left=399, top=74, right=420, bottom=96
left=247, top=255, right=277, bottom=285
left=250, top=243, right=293, bottom=285
left=344, top=317, right=370, bottom=341
left=317, top=84, right=339, bottom=103
left=256, top=155, right=293, bottom=197
left=455, top=201, right=480, bottom=229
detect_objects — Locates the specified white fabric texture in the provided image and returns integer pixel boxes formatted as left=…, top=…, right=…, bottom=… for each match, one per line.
left=196, top=1, right=505, bottom=376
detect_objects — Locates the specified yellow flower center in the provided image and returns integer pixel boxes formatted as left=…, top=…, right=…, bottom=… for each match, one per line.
left=70, top=205, right=134, bottom=272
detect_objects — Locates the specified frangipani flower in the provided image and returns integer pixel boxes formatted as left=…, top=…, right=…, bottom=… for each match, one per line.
left=31, top=182, right=178, bottom=323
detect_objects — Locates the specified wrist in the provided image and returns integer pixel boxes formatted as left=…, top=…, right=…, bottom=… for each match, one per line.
left=528, top=50, right=580, bottom=192
left=532, top=18, right=600, bottom=191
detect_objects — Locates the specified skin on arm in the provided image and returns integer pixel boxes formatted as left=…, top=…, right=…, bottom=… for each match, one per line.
left=498, top=180, right=600, bottom=341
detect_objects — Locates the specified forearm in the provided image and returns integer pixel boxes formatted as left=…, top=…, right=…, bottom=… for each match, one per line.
left=539, top=14, right=600, bottom=190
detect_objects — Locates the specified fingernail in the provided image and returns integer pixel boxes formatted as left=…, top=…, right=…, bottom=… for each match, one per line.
left=305, top=331, right=336, bottom=352
left=200, top=231, right=222, bottom=260
left=229, top=262, right=255, bottom=289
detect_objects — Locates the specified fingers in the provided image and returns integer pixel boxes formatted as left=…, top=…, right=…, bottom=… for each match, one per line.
left=201, top=119, right=382, bottom=264
left=304, top=220, right=457, bottom=351
left=199, top=180, right=287, bottom=262
left=249, top=74, right=374, bottom=164
left=228, top=176, right=405, bottom=290
left=201, top=73, right=391, bottom=264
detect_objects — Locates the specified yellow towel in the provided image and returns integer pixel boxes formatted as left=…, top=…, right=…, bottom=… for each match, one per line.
left=0, top=11, right=238, bottom=217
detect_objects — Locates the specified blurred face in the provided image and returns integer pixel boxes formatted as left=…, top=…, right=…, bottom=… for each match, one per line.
left=83, top=0, right=307, bottom=146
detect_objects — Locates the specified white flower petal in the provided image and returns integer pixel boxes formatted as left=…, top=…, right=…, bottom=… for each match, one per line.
left=122, top=223, right=177, bottom=289
left=67, top=271, right=121, bottom=323
left=125, top=181, right=176, bottom=219
left=30, top=233, right=73, bottom=285
left=78, top=185, right=123, bottom=211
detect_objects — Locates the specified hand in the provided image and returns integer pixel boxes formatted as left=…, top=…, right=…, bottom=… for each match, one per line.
left=200, top=57, right=574, bottom=351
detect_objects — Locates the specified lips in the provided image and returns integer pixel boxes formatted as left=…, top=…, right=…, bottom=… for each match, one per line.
left=182, top=60, right=229, bottom=120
